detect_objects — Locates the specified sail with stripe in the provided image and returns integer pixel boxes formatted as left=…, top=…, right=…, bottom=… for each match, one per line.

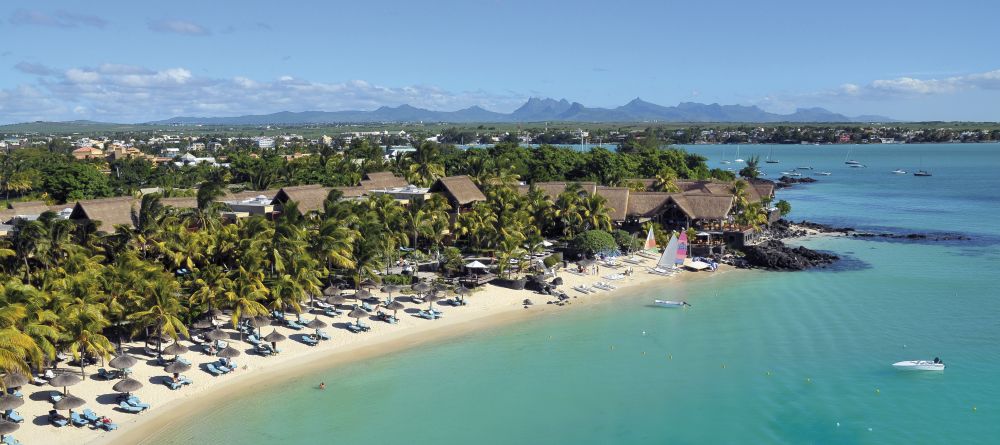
left=643, top=226, right=657, bottom=251
left=658, top=235, right=677, bottom=269
left=675, top=232, right=688, bottom=266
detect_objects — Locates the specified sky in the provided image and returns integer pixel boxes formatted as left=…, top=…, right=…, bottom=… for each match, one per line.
left=1, top=0, right=998, bottom=123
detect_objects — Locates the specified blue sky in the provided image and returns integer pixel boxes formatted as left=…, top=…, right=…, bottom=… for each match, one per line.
left=1, top=0, right=998, bottom=123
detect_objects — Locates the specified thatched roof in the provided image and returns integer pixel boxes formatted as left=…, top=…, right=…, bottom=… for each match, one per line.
left=360, top=172, right=407, bottom=191
left=594, top=187, right=630, bottom=221
left=626, top=193, right=674, bottom=218
left=272, top=185, right=332, bottom=213
left=674, top=194, right=734, bottom=220
left=9, top=201, right=54, bottom=215
left=429, top=176, right=486, bottom=206
left=333, top=186, right=366, bottom=198
left=515, top=182, right=598, bottom=199
left=159, top=197, right=198, bottom=209
left=69, top=197, right=137, bottom=229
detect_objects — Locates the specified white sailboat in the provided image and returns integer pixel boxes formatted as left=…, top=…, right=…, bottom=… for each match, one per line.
left=734, top=145, right=745, bottom=163
left=648, top=235, right=678, bottom=275
left=765, top=147, right=780, bottom=163
left=719, top=147, right=731, bottom=164
left=845, top=144, right=862, bottom=165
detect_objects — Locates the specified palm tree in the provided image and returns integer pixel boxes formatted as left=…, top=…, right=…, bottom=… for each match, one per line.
left=407, top=141, right=446, bottom=186
left=654, top=167, right=681, bottom=192
left=578, top=194, right=612, bottom=232
left=129, top=278, right=188, bottom=358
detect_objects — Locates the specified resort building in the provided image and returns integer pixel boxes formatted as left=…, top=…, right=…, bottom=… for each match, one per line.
left=428, top=175, right=487, bottom=214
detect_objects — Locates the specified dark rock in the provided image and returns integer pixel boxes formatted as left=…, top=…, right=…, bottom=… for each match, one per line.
left=776, top=176, right=818, bottom=188
left=740, top=240, right=839, bottom=271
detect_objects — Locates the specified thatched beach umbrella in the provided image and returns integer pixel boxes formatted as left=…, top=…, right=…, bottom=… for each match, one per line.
left=162, top=342, right=189, bottom=356
left=348, top=307, right=369, bottom=326
left=306, top=318, right=327, bottom=329
left=523, top=299, right=534, bottom=306
left=326, top=295, right=347, bottom=306
left=424, top=292, right=444, bottom=311
left=48, top=373, right=81, bottom=395
left=322, top=285, right=341, bottom=297
left=380, top=285, right=401, bottom=300
left=384, top=300, right=405, bottom=319
left=248, top=316, right=271, bottom=338
left=0, top=420, right=18, bottom=437
left=112, top=378, right=143, bottom=394
left=577, top=258, right=596, bottom=268
left=433, top=283, right=450, bottom=293
left=206, top=328, right=229, bottom=342
left=0, top=395, right=23, bottom=411
left=411, top=282, right=431, bottom=297
left=217, top=346, right=241, bottom=359
left=354, top=289, right=372, bottom=301
left=264, top=330, right=286, bottom=351
left=53, top=394, right=85, bottom=414
left=1, top=373, right=28, bottom=389
left=164, top=361, right=191, bottom=374
left=454, top=286, right=472, bottom=303
left=109, top=354, right=138, bottom=370
left=360, top=278, right=378, bottom=289
left=192, top=319, right=214, bottom=330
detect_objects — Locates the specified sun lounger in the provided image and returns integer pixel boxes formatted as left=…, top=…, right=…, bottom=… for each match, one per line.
left=347, top=324, right=364, bottom=333
left=361, top=302, right=375, bottom=312
left=125, top=396, right=151, bottom=409
left=82, top=409, right=99, bottom=423
left=416, top=310, right=438, bottom=320
left=3, top=434, right=23, bottom=445
left=96, top=368, right=116, bottom=380
left=285, top=319, right=304, bottom=330
left=315, top=329, right=330, bottom=340
left=190, top=334, right=206, bottom=344
left=205, top=363, right=224, bottom=376
left=602, top=274, right=625, bottom=281
left=571, top=285, right=591, bottom=294
left=70, top=411, right=88, bottom=427
left=48, top=410, right=69, bottom=426
left=97, top=421, right=119, bottom=431
left=49, top=391, right=63, bottom=403
left=117, top=402, right=145, bottom=414
left=4, top=409, right=23, bottom=423
left=246, top=334, right=262, bottom=345
left=165, top=380, right=183, bottom=390
left=300, top=335, right=319, bottom=346
left=215, top=362, right=233, bottom=373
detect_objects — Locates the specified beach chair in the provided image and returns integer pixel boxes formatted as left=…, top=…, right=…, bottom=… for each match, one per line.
left=346, top=324, right=363, bottom=333
left=220, top=359, right=237, bottom=371
left=125, top=396, right=151, bottom=409
left=247, top=334, right=262, bottom=345
left=97, top=421, right=119, bottom=431
left=361, top=302, right=375, bottom=312
left=3, top=409, right=23, bottom=423
left=82, top=408, right=100, bottom=423
left=2, top=434, right=22, bottom=445
left=205, top=363, right=223, bottom=376
left=214, top=362, right=233, bottom=373
left=315, top=329, right=330, bottom=340
left=49, top=391, right=63, bottom=403
left=416, top=310, right=437, bottom=320
left=48, top=410, right=69, bottom=426
left=96, top=368, right=115, bottom=380
left=70, top=411, right=88, bottom=427
left=300, top=335, right=319, bottom=346
left=180, top=376, right=193, bottom=385
left=165, top=379, right=183, bottom=390
left=285, top=319, right=304, bottom=330
left=214, top=340, right=228, bottom=350
left=117, top=402, right=145, bottom=414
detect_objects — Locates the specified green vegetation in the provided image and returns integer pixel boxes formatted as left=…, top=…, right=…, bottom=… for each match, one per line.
left=571, top=230, right=617, bottom=255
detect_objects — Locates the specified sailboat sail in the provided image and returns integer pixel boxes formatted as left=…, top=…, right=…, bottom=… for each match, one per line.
left=675, top=232, right=688, bottom=265
left=658, top=235, right=678, bottom=269
left=643, top=226, right=657, bottom=251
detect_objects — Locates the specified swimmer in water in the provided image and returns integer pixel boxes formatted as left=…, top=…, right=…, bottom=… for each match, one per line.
left=319, top=382, right=326, bottom=390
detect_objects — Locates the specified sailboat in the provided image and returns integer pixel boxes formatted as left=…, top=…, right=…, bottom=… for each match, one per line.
left=913, top=157, right=932, bottom=176
left=719, top=147, right=731, bottom=165
left=765, top=147, right=780, bottom=164
left=845, top=145, right=862, bottom=165
left=734, top=146, right=745, bottom=163
left=675, top=232, right=688, bottom=267
left=648, top=235, right=678, bottom=275
left=643, top=226, right=657, bottom=251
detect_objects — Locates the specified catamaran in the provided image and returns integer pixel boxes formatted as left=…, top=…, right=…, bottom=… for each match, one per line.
left=892, top=358, right=944, bottom=371
left=648, top=234, right=679, bottom=275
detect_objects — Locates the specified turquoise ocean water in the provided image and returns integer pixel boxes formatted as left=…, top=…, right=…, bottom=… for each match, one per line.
left=150, top=143, right=1000, bottom=444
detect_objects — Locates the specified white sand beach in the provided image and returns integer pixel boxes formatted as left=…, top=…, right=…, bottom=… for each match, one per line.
left=8, top=256, right=728, bottom=445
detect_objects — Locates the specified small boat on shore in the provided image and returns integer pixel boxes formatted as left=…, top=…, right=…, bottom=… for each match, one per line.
left=892, top=169, right=906, bottom=174
left=653, top=299, right=690, bottom=308
left=892, top=358, right=944, bottom=371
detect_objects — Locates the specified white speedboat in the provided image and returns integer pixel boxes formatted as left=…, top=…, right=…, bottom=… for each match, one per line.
left=796, top=166, right=813, bottom=170
left=781, top=171, right=802, bottom=177
left=892, top=359, right=945, bottom=371
left=845, top=159, right=861, bottom=165
left=815, top=171, right=832, bottom=176
left=892, top=169, right=906, bottom=174
left=653, top=299, right=690, bottom=308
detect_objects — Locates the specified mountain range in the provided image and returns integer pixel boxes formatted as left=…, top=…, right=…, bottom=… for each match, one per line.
left=150, top=97, right=893, bottom=125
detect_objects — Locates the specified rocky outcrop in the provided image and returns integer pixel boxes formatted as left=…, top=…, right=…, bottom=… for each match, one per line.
left=776, top=176, right=817, bottom=188
left=740, top=240, right=839, bottom=270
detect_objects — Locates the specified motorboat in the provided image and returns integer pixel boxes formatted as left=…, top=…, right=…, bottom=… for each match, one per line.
left=849, top=163, right=866, bottom=168
left=892, top=359, right=944, bottom=371
left=653, top=299, right=690, bottom=308
left=796, top=166, right=813, bottom=170
left=913, top=170, right=932, bottom=177
left=892, top=169, right=906, bottom=174
left=781, top=171, right=802, bottom=177
left=845, top=160, right=862, bottom=165
left=814, top=171, right=832, bottom=176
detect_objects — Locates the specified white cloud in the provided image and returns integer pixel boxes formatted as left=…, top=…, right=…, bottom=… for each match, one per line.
left=2, top=62, right=526, bottom=123
left=147, top=19, right=210, bottom=36
left=834, top=69, right=1000, bottom=98
left=8, top=9, right=108, bottom=28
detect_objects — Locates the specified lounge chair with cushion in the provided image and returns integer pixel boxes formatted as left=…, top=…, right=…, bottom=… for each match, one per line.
left=124, top=396, right=150, bottom=409
left=117, top=402, right=145, bottom=414
left=97, top=421, right=119, bottom=431
left=2, top=434, right=22, bottom=445
left=96, top=368, right=116, bottom=380
left=49, top=391, right=63, bottom=403
left=70, top=411, right=88, bottom=427
left=205, top=363, right=224, bottom=376
left=246, top=334, right=261, bottom=345
left=315, top=329, right=330, bottom=340
left=48, top=410, right=69, bottom=426
left=82, top=409, right=100, bottom=423
left=285, top=319, right=304, bottom=330
left=3, top=409, right=23, bottom=423
left=300, top=335, right=319, bottom=346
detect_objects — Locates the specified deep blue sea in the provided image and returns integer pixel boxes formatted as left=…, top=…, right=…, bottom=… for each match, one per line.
left=149, top=143, right=1000, bottom=444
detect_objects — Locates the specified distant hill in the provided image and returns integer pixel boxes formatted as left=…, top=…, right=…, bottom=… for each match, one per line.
left=149, top=98, right=895, bottom=125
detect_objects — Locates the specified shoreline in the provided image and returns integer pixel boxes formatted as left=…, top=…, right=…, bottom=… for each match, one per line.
left=12, top=256, right=729, bottom=445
